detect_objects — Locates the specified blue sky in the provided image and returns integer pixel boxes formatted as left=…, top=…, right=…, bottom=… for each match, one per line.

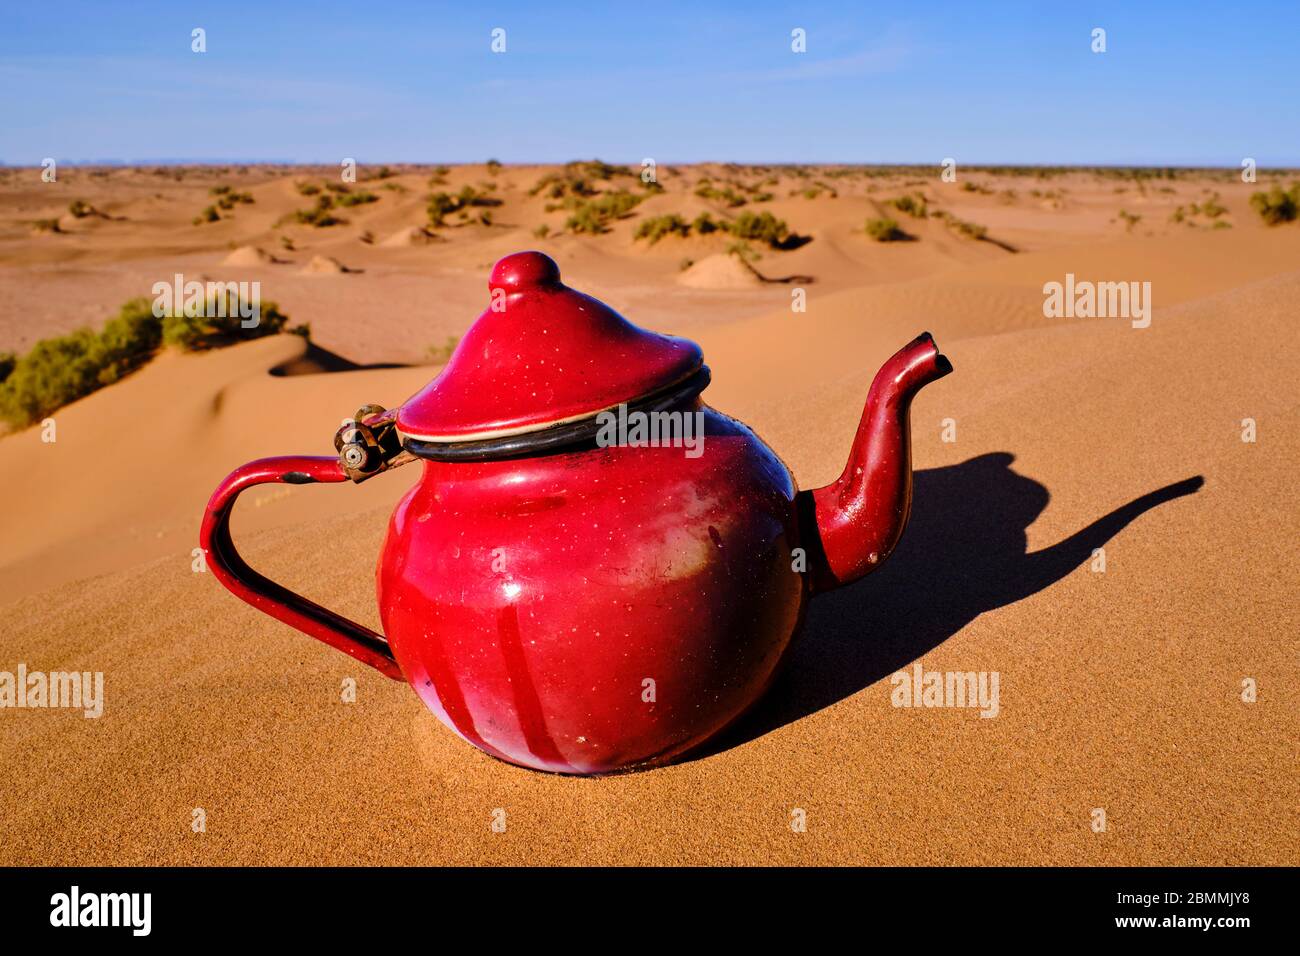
left=2, top=1, right=1297, bottom=165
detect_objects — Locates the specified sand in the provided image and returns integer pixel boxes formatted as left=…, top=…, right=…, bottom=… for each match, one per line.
left=0, top=163, right=1296, bottom=865
left=300, top=254, right=349, bottom=275
left=380, top=225, right=439, bottom=247
left=677, top=252, right=764, bottom=288
left=222, top=245, right=278, bottom=266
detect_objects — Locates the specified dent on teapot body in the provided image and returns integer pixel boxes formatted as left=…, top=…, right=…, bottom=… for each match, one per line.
left=379, top=406, right=805, bottom=774
left=199, top=250, right=952, bottom=775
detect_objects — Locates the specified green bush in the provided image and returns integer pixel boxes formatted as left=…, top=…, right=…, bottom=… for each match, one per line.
left=96, top=297, right=164, bottom=382
left=427, top=191, right=459, bottom=226
left=426, top=186, right=499, bottom=227
left=726, top=211, right=789, bottom=247
left=529, top=160, right=629, bottom=199
left=564, top=190, right=644, bottom=234
left=889, top=194, right=928, bottom=218
left=0, top=298, right=159, bottom=428
left=634, top=214, right=690, bottom=243
left=695, top=181, right=747, bottom=207
left=335, top=189, right=379, bottom=207
left=1249, top=184, right=1299, bottom=224
left=161, top=292, right=289, bottom=351
left=692, top=212, right=720, bottom=234
left=0, top=293, right=294, bottom=429
left=292, top=194, right=345, bottom=227
left=865, top=217, right=907, bottom=242
left=949, top=218, right=987, bottom=240
left=211, top=188, right=254, bottom=211
left=1197, top=194, right=1227, bottom=218
left=0, top=329, right=103, bottom=427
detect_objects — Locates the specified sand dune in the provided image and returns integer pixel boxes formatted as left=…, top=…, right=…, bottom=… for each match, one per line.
left=676, top=252, right=765, bottom=288
left=0, top=164, right=1296, bottom=865
left=222, top=245, right=279, bottom=266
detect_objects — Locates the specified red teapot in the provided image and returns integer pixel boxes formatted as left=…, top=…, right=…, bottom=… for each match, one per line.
left=201, top=251, right=951, bottom=774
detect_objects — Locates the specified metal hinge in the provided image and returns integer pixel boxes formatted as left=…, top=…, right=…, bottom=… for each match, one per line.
left=333, top=404, right=416, bottom=483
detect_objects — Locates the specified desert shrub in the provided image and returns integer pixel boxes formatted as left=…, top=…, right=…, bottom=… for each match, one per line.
left=0, top=329, right=104, bottom=427
left=865, top=217, right=907, bottom=242
left=1249, top=184, right=1299, bottom=224
left=212, top=188, right=254, bottom=211
left=193, top=205, right=221, bottom=225
left=726, top=210, right=789, bottom=246
left=426, top=186, right=499, bottom=227
left=533, top=224, right=550, bottom=238
left=360, top=230, right=374, bottom=244
left=889, top=194, right=928, bottom=217
left=529, top=160, right=629, bottom=199
left=0, top=298, right=161, bottom=428
left=0, top=289, right=301, bottom=428
left=31, top=218, right=62, bottom=233
left=634, top=214, right=690, bottom=243
left=564, top=190, right=644, bottom=234
left=293, top=194, right=345, bottom=227
left=692, top=212, right=720, bottom=234
left=95, top=297, right=165, bottom=383
left=1117, top=209, right=1142, bottom=230
left=68, top=199, right=95, bottom=218
left=949, top=218, right=987, bottom=240
left=1169, top=206, right=1186, bottom=224
left=1198, top=195, right=1227, bottom=218
left=295, top=181, right=322, bottom=196
left=160, top=291, right=289, bottom=351
left=486, top=159, right=502, bottom=174
left=335, top=189, right=378, bottom=207
left=695, top=181, right=747, bottom=207
left=427, top=191, right=458, bottom=226
left=727, top=240, right=758, bottom=261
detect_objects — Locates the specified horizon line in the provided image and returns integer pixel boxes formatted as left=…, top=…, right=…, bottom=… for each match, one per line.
left=4, top=159, right=1299, bottom=171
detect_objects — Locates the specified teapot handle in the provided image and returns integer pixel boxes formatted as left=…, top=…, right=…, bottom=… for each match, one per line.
left=199, top=455, right=404, bottom=680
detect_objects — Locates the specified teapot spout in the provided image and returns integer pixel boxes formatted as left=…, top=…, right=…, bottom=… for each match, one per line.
left=800, top=332, right=952, bottom=593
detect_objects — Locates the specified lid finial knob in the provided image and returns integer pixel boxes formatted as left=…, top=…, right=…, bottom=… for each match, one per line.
left=489, top=251, right=561, bottom=293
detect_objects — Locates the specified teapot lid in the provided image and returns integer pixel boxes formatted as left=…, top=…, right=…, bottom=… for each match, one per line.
left=395, top=251, right=705, bottom=445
